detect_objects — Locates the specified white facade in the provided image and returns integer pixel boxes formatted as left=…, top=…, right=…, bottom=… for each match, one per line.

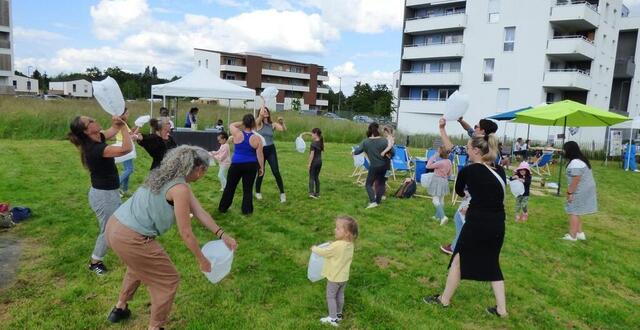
left=0, top=0, right=13, bottom=91
left=10, top=75, right=38, bottom=93
left=49, top=79, right=93, bottom=98
left=397, top=0, right=640, bottom=147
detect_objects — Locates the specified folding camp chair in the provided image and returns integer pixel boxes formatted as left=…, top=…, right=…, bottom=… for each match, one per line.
left=529, top=152, right=553, bottom=176
left=351, top=147, right=366, bottom=178
left=426, top=148, right=437, bottom=159
left=390, top=145, right=413, bottom=180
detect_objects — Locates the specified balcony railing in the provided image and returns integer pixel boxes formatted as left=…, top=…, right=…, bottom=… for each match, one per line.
left=408, top=9, right=466, bottom=21
left=402, top=69, right=461, bottom=74
left=548, top=68, right=591, bottom=75
left=401, top=97, right=448, bottom=101
left=0, top=39, right=9, bottom=49
left=552, top=34, right=594, bottom=43
left=405, top=40, right=463, bottom=48
left=555, top=0, right=598, bottom=12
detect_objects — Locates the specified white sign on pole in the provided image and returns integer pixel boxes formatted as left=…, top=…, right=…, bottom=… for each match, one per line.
left=609, top=130, right=623, bottom=157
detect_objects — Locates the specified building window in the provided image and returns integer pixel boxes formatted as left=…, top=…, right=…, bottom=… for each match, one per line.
left=198, top=60, right=201, bottom=67
left=205, top=59, right=208, bottom=68
left=226, top=58, right=236, bottom=65
left=483, top=58, right=495, bottom=82
left=546, top=92, right=555, bottom=104
left=73, top=84, right=77, bottom=93
left=27, top=81, right=31, bottom=90
left=504, top=27, right=515, bottom=52
left=12, top=80, right=16, bottom=87
left=223, top=73, right=236, bottom=80
left=488, top=0, right=500, bottom=23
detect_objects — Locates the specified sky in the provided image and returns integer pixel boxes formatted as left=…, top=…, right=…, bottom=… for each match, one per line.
left=11, top=0, right=640, bottom=96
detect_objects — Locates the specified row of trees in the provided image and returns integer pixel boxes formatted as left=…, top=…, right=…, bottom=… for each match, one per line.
left=14, top=66, right=177, bottom=99
left=325, top=82, right=394, bottom=117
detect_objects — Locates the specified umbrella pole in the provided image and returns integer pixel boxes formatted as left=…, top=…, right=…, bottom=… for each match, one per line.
left=526, top=124, right=531, bottom=141
left=557, top=117, right=567, bottom=196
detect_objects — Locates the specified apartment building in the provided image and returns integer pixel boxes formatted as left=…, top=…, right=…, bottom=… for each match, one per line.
left=194, top=48, right=330, bottom=111
left=0, top=0, right=13, bottom=94
left=397, top=0, right=640, bottom=145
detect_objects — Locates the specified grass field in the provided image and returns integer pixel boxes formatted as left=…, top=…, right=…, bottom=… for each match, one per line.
left=0, top=137, right=639, bottom=329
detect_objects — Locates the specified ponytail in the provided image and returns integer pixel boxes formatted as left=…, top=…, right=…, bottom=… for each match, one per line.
left=68, top=116, right=89, bottom=168
left=470, top=133, right=498, bottom=163
left=312, top=127, right=324, bottom=151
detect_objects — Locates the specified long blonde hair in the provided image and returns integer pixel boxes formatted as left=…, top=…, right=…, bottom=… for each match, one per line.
left=144, top=145, right=210, bottom=193
left=470, top=133, right=498, bottom=163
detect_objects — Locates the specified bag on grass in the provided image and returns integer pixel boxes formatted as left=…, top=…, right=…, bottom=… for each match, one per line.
left=0, top=212, right=15, bottom=229
left=394, top=179, right=417, bottom=199
left=11, top=207, right=32, bottom=223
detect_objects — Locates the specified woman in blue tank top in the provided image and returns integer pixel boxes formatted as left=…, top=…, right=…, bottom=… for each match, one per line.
left=218, top=114, right=265, bottom=215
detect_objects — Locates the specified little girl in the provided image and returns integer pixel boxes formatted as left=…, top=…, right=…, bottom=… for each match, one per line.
left=511, top=161, right=532, bottom=222
left=209, top=132, right=231, bottom=191
left=300, top=128, right=324, bottom=199
left=427, top=146, right=452, bottom=225
left=311, top=215, right=359, bottom=327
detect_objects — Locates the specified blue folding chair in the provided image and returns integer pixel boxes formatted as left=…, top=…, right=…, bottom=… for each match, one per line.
left=529, top=152, right=553, bottom=176
left=391, top=145, right=413, bottom=180
left=426, top=149, right=437, bottom=159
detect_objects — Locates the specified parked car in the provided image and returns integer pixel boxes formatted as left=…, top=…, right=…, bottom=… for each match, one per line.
left=352, top=115, right=375, bottom=124
left=324, top=112, right=347, bottom=120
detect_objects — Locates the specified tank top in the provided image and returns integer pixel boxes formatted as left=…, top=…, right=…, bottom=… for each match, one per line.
left=232, top=131, right=258, bottom=164
left=114, top=178, right=186, bottom=237
left=257, top=122, right=274, bottom=146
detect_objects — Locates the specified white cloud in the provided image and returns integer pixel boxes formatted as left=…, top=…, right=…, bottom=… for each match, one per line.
left=327, top=61, right=393, bottom=95
left=624, top=0, right=640, bottom=6
left=267, top=0, right=294, bottom=11
left=90, top=0, right=150, bottom=40
left=13, top=27, right=68, bottom=42
left=302, top=0, right=403, bottom=33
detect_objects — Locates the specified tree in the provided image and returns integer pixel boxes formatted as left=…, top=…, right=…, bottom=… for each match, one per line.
left=122, top=80, right=141, bottom=100
left=371, top=84, right=393, bottom=117
left=85, top=67, right=102, bottom=79
left=346, top=82, right=374, bottom=114
left=31, top=69, right=41, bottom=80
left=291, top=98, right=301, bottom=111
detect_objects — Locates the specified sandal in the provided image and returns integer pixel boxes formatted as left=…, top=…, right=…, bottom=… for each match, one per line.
left=423, top=294, right=450, bottom=308
left=486, top=306, right=508, bottom=318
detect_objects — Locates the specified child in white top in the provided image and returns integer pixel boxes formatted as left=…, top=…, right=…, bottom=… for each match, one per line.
left=311, top=216, right=359, bottom=327
left=209, top=132, right=231, bottom=191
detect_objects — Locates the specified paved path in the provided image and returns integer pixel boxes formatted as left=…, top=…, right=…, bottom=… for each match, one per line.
left=0, top=233, right=20, bottom=291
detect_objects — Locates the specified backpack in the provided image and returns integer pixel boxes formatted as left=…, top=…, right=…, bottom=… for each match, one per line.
left=0, top=203, right=15, bottom=229
left=394, top=179, right=417, bottom=198
left=11, top=207, right=32, bottom=223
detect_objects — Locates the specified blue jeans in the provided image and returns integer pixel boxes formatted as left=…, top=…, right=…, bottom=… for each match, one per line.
left=624, top=155, right=637, bottom=171
left=451, top=210, right=465, bottom=251
left=119, top=159, right=134, bottom=192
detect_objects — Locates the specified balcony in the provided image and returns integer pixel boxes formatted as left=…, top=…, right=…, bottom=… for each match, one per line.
left=546, top=35, right=596, bottom=60
left=262, top=82, right=310, bottom=93
left=226, top=80, right=247, bottom=87
left=399, top=98, right=447, bottom=115
left=550, top=1, right=600, bottom=30
left=614, top=58, right=636, bottom=78
left=403, top=42, right=464, bottom=60
left=543, top=69, right=592, bottom=90
left=405, top=13, right=466, bottom=34
left=405, top=0, right=465, bottom=7
left=262, top=69, right=310, bottom=80
left=401, top=71, right=462, bottom=86
left=220, top=64, right=247, bottom=73
left=317, top=74, right=329, bottom=81
left=316, top=99, right=329, bottom=106
left=317, top=87, right=330, bottom=94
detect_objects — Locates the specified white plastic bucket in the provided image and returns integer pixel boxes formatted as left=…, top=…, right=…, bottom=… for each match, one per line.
left=201, top=240, right=234, bottom=284
left=295, top=136, right=306, bottom=153
left=307, top=242, right=329, bottom=282
left=509, top=180, right=525, bottom=197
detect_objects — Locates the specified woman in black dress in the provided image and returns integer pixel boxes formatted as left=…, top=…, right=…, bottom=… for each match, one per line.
left=424, top=133, right=508, bottom=317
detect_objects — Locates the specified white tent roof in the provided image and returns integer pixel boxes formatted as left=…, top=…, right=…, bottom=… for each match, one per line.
left=151, top=67, right=256, bottom=100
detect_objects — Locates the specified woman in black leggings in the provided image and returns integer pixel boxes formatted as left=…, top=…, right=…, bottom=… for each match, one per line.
left=352, top=123, right=394, bottom=209
left=255, top=106, right=287, bottom=202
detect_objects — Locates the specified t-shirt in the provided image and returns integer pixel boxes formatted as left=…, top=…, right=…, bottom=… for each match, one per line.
left=512, top=171, right=531, bottom=196
left=138, top=134, right=177, bottom=170
left=83, top=133, right=119, bottom=190
left=311, top=140, right=323, bottom=163
left=311, top=240, right=354, bottom=283
left=353, top=137, right=394, bottom=168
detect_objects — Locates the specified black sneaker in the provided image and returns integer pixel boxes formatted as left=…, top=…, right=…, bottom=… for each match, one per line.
left=423, top=294, right=449, bottom=308
left=107, top=305, right=131, bottom=323
left=88, top=261, right=107, bottom=276
left=486, top=306, right=507, bottom=318
left=336, top=313, right=343, bottom=321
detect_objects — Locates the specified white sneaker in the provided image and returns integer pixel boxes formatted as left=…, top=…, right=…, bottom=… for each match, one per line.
left=431, top=216, right=438, bottom=221
left=440, top=216, right=449, bottom=226
left=309, top=194, right=319, bottom=199
left=255, top=193, right=263, bottom=200
left=576, top=232, right=587, bottom=241
left=562, top=233, right=578, bottom=241
left=280, top=193, right=286, bottom=203
left=381, top=195, right=387, bottom=201
left=320, top=316, right=339, bottom=327
left=634, top=169, right=640, bottom=172
left=366, top=202, right=379, bottom=209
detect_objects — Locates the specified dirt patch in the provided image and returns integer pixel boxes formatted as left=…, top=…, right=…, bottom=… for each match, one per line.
left=0, top=233, right=20, bottom=292
left=374, top=256, right=406, bottom=270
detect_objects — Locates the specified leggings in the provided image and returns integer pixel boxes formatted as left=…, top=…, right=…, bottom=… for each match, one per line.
left=365, top=165, right=388, bottom=204
left=218, top=162, right=258, bottom=214
left=309, top=161, right=322, bottom=195
left=255, top=144, right=285, bottom=194
left=432, top=196, right=445, bottom=220
left=326, top=281, right=347, bottom=319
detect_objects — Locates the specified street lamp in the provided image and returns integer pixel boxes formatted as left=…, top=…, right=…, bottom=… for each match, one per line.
left=27, top=65, right=34, bottom=77
left=338, top=76, right=342, bottom=113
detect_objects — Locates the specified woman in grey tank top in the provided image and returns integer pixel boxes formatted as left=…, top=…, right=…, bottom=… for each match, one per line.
left=104, top=146, right=238, bottom=329
left=255, top=106, right=288, bottom=202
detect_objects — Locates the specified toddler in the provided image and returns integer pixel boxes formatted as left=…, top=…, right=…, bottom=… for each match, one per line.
left=311, top=216, right=359, bottom=327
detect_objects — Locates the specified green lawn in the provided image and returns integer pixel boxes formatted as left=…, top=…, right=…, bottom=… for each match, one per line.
left=0, top=139, right=639, bottom=329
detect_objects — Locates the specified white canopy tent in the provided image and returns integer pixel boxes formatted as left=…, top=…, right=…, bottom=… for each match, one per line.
left=150, top=67, right=256, bottom=126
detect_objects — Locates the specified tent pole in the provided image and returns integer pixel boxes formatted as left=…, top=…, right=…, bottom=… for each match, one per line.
left=150, top=91, right=154, bottom=134
left=227, top=99, right=231, bottom=128
left=526, top=124, right=531, bottom=141
left=557, top=117, right=567, bottom=196
left=627, top=128, right=634, bottom=170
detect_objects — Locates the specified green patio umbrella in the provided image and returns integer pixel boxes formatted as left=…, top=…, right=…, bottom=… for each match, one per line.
left=513, top=100, right=630, bottom=195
